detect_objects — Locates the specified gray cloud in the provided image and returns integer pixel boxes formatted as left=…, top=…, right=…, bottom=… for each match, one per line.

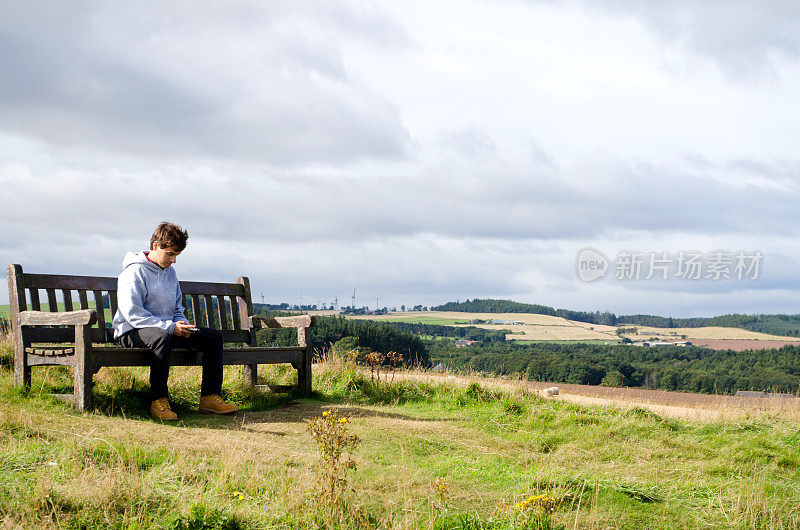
left=0, top=1, right=410, bottom=165
left=1, top=151, right=797, bottom=250
left=580, top=0, right=800, bottom=79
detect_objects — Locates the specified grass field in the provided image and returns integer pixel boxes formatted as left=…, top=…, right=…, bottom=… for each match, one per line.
left=347, top=311, right=800, bottom=346
left=1, top=337, right=799, bottom=528
left=352, top=316, right=471, bottom=326
left=628, top=325, right=800, bottom=342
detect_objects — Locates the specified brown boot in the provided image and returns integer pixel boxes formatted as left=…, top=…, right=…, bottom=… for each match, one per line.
left=199, top=394, right=238, bottom=415
left=150, top=398, right=178, bottom=421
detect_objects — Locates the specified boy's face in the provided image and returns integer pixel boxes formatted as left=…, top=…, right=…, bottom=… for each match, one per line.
left=149, top=242, right=181, bottom=269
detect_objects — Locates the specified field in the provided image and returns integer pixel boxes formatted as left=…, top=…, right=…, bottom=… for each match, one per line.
left=1, top=335, right=799, bottom=529
left=397, top=372, right=800, bottom=422
left=343, top=311, right=800, bottom=349
left=628, top=325, right=800, bottom=342
left=349, top=312, right=620, bottom=342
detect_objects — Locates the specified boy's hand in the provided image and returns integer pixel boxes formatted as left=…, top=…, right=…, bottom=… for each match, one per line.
left=173, top=321, right=195, bottom=338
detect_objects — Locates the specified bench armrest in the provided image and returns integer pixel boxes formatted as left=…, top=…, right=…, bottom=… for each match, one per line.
left=249, top=315, right=315, bottom=329
left=19, top=309, right=98, bottom=326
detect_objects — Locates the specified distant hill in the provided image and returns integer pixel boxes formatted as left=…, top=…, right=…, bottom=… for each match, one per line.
left=432, top=299, right=800, bottom=337
left=432, top=299, right=618, bottom=326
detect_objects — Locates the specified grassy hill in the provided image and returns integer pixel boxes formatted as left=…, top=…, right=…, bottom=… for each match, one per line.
left=432, top=299, right=800, bottom=338
left=351, top=311, right=800, bottom=344
left=1, top=338, right=798, bottom=528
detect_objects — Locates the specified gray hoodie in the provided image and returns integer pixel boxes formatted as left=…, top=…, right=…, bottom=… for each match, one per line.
left=112, top=251, right=189, bottom=339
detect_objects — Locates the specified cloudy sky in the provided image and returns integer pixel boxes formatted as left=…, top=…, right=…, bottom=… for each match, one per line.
left=2, top=0, right=800, bottom=317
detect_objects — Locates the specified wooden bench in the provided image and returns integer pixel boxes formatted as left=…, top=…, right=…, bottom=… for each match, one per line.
left=6, top=264, right=315, bottom=411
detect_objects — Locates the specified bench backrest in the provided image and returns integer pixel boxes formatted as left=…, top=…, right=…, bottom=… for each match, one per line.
left=7, top=264, right=254, bottom=344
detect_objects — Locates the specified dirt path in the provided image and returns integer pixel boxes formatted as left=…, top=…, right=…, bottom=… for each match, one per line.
left=392, top=371, right=800, bottom=421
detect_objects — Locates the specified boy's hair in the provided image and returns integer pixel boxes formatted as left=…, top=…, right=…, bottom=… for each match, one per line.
left=150, top=222, right=189, bottom=252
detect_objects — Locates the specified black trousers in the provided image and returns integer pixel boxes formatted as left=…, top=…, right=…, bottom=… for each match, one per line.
left=119, top=327, right=224, bottom=401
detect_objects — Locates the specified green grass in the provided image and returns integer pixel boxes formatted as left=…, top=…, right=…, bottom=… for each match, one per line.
left=1, top=341, right=799, bottom=528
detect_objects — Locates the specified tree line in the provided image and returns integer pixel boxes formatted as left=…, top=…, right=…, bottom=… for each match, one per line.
left=426, top=340, right=800, bottom=395
left=432, top=299, right=800, bottom=337
left=371, top=321, right=508, bottom=342
left=252, top=311, right=430, bottom=366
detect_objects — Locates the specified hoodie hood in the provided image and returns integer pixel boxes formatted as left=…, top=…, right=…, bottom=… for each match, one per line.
left=122, top=251, right=164, bottom=272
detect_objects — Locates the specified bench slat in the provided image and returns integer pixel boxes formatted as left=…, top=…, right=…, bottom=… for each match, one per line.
left=25, top=347, right=74, bottom=356
left=78, top=290, right=89, bottom=310
left=62, top=289, right=73, bottom=312
left=29, top=289, right=41, bottom=311
left=25, top=273, right=117, bottom=291
left=179, top=281, right=245, bottom=297
left=93, top=290, right=106, bottom=332
left=217, top=295, right=229, bottom=330
left=46, top=289, right=58, bottom=312
left=204, top=295, right=214, bottom=327
left=182, top=294, right=189, bottom=323
left=230, top=296, right=241, bottom=330
left=27, top=355, right=75, bottom=367
left=191, top=294, right=201, bottom=326
left=109, top=291, right=118, bottom=321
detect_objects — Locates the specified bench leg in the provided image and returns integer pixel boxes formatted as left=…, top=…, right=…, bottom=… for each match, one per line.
left=13, top=336, right=31, bottom=388
left=74, top=324, right=92, bottom=412
left=13, top=359, right=31, bottom=389
left=243, top=364, right=257, bottom=387
left=296, top=350, right=312, bottom=395
left=296, top=328, right=312, bottom=395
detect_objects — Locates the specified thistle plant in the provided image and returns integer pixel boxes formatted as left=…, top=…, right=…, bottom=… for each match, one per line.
left=306, top=408, right=361, bottom=510
left=365, top=351, right=386, bottom=383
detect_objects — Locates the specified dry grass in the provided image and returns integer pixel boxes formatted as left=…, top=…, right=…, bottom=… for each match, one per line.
left=629, top=325, right=800, bottom=341
left=397, top=370, right=800, bottom=422
left=2, top=338, right=800, bottom=528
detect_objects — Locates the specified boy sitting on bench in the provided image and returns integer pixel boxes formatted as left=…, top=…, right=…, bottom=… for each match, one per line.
left=112, top=221, right=238, bottom=421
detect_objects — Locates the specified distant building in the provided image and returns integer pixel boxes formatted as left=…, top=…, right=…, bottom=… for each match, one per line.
left=487, top=319, right=525, bottom=325
left=636, top=341, right=691, bottom=347
left=735, top=391, right=767, bottom=397
left=454, top=339, right=481, bottom=348
left=736, top=390, right=797, bottom=399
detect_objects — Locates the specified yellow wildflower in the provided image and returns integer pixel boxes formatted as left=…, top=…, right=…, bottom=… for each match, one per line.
left=322, top=410, right=331, bottom=417
left=339, top=417, right=347, bottom=423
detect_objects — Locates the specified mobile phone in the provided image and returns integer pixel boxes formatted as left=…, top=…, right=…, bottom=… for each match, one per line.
left=188, top=327, right=200, bottom=332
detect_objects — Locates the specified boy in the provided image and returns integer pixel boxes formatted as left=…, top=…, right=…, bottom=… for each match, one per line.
left=112, top=222, right=238, bottom=420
